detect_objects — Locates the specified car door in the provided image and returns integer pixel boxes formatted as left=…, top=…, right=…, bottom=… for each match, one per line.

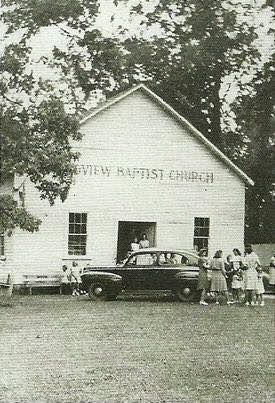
left=156, top=252, right=190, bottom=289
left=120, top=252, right=159, bottom=290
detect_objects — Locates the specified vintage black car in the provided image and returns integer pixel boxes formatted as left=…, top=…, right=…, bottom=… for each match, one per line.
left=81, top=248, right=200, bottom=301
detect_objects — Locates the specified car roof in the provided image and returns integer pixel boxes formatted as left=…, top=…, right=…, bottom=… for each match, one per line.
left=133, top=248, right=198, bottom=258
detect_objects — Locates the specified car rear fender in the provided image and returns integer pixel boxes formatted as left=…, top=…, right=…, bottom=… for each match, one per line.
left=174, top=270, right=199, bottom=283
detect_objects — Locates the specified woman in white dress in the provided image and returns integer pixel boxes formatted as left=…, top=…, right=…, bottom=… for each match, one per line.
left=243, top=245, right=261, bottom=306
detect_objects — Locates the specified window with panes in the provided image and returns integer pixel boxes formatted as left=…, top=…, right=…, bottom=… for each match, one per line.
left=193, top=217, right=210, bottom=252
left=68, top=213, right=87, bottom=255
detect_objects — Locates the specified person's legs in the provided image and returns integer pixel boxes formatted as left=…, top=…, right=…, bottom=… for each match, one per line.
left=236, top=289, right=241, bottom=303
left=244, top=290, right=249, bottom=305
left=259, top=293, right=264, bottom=306
left=232, top=288, right=237, bottom=302
left=247, top=290, right=252, bottom=303
left=251, top=290, right=256, bottom=305
left=225, top=290, right=232, bottom=304
left=71, top=282, right=77, bottom=296
left=200, top=289, right=208, bottom=305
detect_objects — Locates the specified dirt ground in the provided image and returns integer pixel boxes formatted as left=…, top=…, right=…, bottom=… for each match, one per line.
left=0, top=294, right=274, bottom=402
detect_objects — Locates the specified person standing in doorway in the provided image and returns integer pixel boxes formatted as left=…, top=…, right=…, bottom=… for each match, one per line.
left=130, top=237, right=140, bottom=252
left=197, top=249, right=210, bottom=306
left=139, top=233, right=150, bottom=249
left=242, top=245, right=260, bottom=306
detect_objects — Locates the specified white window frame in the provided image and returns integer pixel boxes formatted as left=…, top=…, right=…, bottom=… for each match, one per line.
left=68, top=213, right=88, bottom=256
left=193, top=217, right=210, bottom=252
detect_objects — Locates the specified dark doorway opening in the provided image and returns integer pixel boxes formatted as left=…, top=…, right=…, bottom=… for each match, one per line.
left=117, top=221, right=156, bottom=263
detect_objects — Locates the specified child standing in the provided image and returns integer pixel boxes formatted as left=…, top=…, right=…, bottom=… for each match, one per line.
left=60, top=265, right=70, bottom=295
left=256, top=267, right=265, bottom=306
left=70, top=261, right=80, bottom=296
left=231, top=268, right=243, bottom=303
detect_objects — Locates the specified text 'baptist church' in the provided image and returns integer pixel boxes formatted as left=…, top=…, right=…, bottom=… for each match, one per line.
left=75, top=164, right=214, bottom=184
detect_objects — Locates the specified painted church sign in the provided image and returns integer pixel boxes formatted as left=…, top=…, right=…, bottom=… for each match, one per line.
left=75, top=164, right=214, bottom=184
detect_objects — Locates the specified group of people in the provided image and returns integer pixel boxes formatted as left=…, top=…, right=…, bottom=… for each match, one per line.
left=197, top=245, right=265, bottom=306
left=130, top=233, right=150, bottom=252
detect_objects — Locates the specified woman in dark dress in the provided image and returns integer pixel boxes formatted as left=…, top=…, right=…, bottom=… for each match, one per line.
left=197, top=249, right=210, bottom=306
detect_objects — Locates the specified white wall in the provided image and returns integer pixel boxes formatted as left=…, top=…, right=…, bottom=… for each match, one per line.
left=10, top=90, right=246, bottom=277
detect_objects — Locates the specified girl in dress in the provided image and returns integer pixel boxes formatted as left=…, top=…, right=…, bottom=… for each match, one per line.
left=197, top=249, right=210, bottom=306
left=210, top=250, right=231, bottom=305
left=70, top=261, right=81, bottom=296
left=229, top=248, right=244, bottom=301
left=231, top=268, right=243, bottom=303
left=256, top=267, right=265, bottom=306
left=60, top=265, right=70, bottom=295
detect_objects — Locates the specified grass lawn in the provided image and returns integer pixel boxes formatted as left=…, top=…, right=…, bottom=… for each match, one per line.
left=0, top=294, right=274, bottom=402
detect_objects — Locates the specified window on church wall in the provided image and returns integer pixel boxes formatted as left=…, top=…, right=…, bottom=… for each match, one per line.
left=193, top=217, right=210, bottom=253
left=68, top=213, right=87, bottom=255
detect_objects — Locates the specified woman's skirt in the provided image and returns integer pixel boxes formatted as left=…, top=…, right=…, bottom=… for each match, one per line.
left=243, top=268, right=258, bottom=290
left=210, top=271, right=227, bottom=292
left=197, top=269, right=210, bottom=290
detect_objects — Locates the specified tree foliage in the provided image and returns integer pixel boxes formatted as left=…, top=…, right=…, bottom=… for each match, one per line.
left=121, top=0, right=266, bottom=148
left=0, top=38, right=81, bottom=232
left=234, top=56, right=275, bottom=243
left=0, top=0, right=122, bottom=233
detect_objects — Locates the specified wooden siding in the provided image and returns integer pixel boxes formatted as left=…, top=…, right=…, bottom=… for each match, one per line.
left=10, top=90, right=246, bottom=277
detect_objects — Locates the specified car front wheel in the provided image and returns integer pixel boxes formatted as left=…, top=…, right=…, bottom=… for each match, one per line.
left=88, top=282, right=109, bottom=301
left=176, top=286, right=198, bottom=302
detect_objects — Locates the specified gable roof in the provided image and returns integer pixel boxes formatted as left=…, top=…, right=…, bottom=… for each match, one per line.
left=80, top=84, right=254, bottom=186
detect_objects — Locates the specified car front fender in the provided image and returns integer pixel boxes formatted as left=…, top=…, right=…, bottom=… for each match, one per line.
left=81, top=271, right=122, bottom=284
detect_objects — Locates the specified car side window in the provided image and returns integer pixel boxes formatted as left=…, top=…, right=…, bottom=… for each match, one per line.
left=159, top=253, right=191, bottom=266
left=127, top=253, right=158, bottom=267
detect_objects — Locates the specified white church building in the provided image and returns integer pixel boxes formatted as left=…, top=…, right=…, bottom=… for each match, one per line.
left=0, top=84, right=254, bottom=283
